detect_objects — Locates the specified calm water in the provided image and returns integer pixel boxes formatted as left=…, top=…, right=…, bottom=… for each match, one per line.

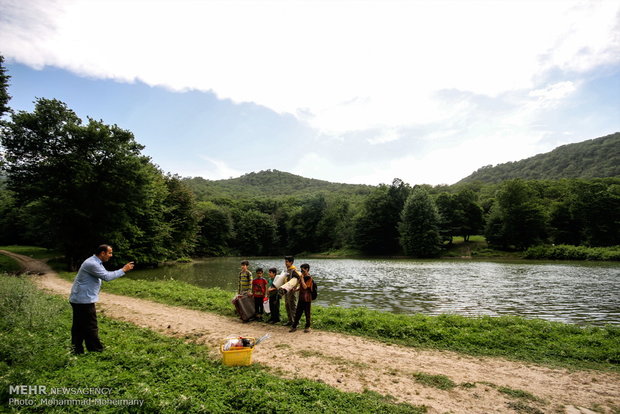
left=129, top=257, right=620, bottom=326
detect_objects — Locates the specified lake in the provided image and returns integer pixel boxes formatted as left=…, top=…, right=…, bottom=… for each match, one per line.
left=128, top=257, right=620, bottom=326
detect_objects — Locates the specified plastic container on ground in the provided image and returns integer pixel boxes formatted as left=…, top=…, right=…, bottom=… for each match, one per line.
left=220, top=337, right=255, bottom=366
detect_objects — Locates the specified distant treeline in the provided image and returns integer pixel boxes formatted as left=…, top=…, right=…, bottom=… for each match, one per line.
left=185, top=175, right=619, bottom=258
left=0, top=58, right=618, bottom=266
left=184, top=170, right=374, bottom=201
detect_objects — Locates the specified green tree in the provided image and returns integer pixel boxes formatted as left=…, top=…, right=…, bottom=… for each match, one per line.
left=1, top=55, right=12, bottom=172
left=266, top=197, right=297, bottom=255
left=316, top=195, right=353, bottom=251
left=566, top=180, right=620, bottom=246
left=287, top=194, right=327, bottom=253
left=455, top=189, right=484, bottom=241
left=354, top=178, right=410, bottom=255
left=1, top=98, right=177, bottom=267
left=163, top=175, right=199, bottom=258
left=0, top=55, right=10, bottom=119
left=484, top=179, right=547, bottom=250
left=436, top=189, right=483, bottom=243
left=399, top=187, right=441, bottom=257
left=548, top=200, right=582, bottom=245
left=232, top=209, right=278, bottom=256
left=436, top=192, right=460, bottom=244
left=194, top=201, right=233, bottom=256
left=0, top=183, right=23, bottom=245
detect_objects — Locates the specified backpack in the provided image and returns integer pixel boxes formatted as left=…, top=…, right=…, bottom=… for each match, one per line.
left=311, top=279, right=318, bottom=300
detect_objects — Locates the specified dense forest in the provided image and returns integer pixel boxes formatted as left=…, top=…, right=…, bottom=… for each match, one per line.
left=184, top=170, right=373, bottom=201
left=0, top=57, right=618, bottom=267
left=458, top=132, right=620, bottom=184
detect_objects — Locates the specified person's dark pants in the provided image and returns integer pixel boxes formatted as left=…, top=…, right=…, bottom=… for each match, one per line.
left=254, top=296, right=264, bottom=316
left=70, top=303, right=103, bottom=354
left=268, top=292, right=280, bottom=322
left=292, top=299, right=311, bottom=329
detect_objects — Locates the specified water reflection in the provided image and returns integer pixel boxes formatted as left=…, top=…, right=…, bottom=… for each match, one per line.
left=129, top=258, right=620, bottom=326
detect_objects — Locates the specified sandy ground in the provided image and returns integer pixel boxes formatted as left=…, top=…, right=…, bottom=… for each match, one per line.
left=2, top=249, right=619, bottom=414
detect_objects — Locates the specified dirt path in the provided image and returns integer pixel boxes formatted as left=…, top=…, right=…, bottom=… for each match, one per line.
left=2, top=250, right=619, bottom=414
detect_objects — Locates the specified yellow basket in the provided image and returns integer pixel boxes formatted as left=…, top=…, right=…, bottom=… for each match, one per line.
left=220, top=338, right=254, bottom=366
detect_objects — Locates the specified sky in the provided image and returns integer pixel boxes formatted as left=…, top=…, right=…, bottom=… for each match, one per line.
left=1, top=0, right=619, bottom=186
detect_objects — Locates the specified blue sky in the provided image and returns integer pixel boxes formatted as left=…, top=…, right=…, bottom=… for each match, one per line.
left=1, top=0, right=619, bottom=185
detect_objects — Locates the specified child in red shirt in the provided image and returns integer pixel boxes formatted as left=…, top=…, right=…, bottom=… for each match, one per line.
left=252, top=268, right=268, bottom=320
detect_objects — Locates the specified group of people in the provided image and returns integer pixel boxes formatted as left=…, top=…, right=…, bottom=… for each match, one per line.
left=68, top=245, right=315, bottom=355
left=238, top=256, right=314, bottom=333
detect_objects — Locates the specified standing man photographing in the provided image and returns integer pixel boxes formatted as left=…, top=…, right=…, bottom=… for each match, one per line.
left=69, top=244, right=134, bottom=354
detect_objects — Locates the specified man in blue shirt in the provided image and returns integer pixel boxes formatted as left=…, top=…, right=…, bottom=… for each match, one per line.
left=69, top=244, right=134, bottom=354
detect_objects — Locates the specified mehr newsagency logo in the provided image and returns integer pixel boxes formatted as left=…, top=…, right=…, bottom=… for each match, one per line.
left=8, top=385, right=144, bottom=407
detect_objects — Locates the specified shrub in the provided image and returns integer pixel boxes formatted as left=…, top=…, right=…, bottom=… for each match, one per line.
left=523, top=245, right=620, bottom=261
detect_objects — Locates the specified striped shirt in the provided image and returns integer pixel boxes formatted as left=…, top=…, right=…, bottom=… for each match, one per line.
left=238, top=270, right=252, bottom=294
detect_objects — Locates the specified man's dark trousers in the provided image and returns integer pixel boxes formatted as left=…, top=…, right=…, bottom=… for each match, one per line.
left=292, top=299, right=311, bottom=329
left=268, top=291, right=280, bottom=322
left=70, top=303, right=104, bottom=354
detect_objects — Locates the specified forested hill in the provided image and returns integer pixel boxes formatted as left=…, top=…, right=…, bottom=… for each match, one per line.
left=183, top=133, right=619, bottom=199
left=457, top=132, right=620, bottom=184
left=183, top=169, right=374, bottom=200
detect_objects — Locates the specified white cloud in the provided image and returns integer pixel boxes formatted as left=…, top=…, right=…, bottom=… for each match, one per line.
left=528, top=81, right=578, bottom=108
left=367, top=128, right=401, bottom=145
left=2, top=0, right=618, bottom=136
left=343, top=128, right=553, bottom=186
left=420, top=129, right=460, bottom=142
left=1, top=0, right=618, bottom=185
left=291, top=152, right=343, bottom=182
left=190, top=156, right=243, bottom=180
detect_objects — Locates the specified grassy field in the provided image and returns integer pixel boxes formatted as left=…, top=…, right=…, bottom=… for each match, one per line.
left=0, top=275, right=425, bottom=413
left=53, top=271, right=620, bottom=372
left=4, top=245, right=619, bottom=373
left=0, top=245, right=61, bottom=260
left=0, top=254, right=20, bottom=274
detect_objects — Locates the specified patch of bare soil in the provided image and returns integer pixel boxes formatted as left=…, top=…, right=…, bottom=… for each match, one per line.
left=2, top=250, right=619, bottom=413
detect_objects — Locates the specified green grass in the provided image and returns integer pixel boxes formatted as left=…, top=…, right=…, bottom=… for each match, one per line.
left=505, top=401, right=545, bottom=414
left=476, top=382, right=546, bottom=412
left=0, top=254, right=21, bottom=273
left=0, top=245, right=67, bottom=272
left=440, top=236, right=522, bottom=259
left=0, top=245, right=61, bottom=260
left=0, top=274, right=425, bottom=413
left=56, top=272, right=620, bottom=372
left=309, top=248, right=364, bottom=258
left=496, top=386, right=546, bottom=414
left=496, top=386, right=541, bottom=402
left=411, top=373, right=456, bottom=390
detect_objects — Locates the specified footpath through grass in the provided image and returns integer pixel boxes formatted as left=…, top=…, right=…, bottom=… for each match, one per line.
left=0, top=275, right=425, bottom=413
left=0, top=245, right=61, bottom=261
left=56, top=272, right=620, bottom=372
left=4, top=245, right=618, bottom=372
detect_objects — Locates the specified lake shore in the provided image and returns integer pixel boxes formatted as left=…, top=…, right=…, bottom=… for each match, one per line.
left=2, top=249, right=620, bottom=413
left=131, top=255, right=620, bottom=327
